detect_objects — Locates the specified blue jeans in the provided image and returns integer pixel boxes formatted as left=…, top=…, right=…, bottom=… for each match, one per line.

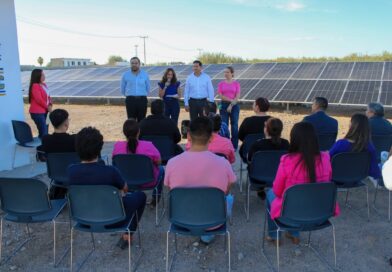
left=219, top=102, right=239, bottom=149
left=266, top=189, right=299, bottom=239
left=164, top=98, right=180, bottom=125
left=30, top=113, right=48, bottom=139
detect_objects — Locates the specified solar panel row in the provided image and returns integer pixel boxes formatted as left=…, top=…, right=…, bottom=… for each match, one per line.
left=21, top=61, right=392, bottom=106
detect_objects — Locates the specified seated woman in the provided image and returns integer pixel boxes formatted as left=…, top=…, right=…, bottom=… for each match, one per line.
left=68, top=127, right=146, bottom=249
left=112, top=119, right=164, bottom=207
left=329, top=113, right=382, bottom=180
left=185, top=114, right=236, bottom=164
left=266, top=122, right=340, bottom=244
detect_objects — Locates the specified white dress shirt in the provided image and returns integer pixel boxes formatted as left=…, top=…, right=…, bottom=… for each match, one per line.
left=184, top=72, right=215, bottom=106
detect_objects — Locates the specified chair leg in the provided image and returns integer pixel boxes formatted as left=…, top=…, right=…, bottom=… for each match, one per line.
left=53, top=220, right=56, bottom=266
left=345, top=189, right=349, bottom=205
left=166, top=231, right=177, bottom=272
left=239, top=160, right=243, bottom=193
left=365, top=185, right=370, bottom=221
left=166, top=231, right=169, bottom=272
left=0, top=218, right=3, bottom=263
left=332, top=223, right=337, bottom=267
left=262, top=209, right=267, bottom=250
left=373, top=184, right=379, bottom=206
left=128, top=230, right=131, bottom=272
left=227, top=231, right=231, bottom=272
left=276, top=230, right=280, bottom=272
left=70, top=227, right=74, bottom=272
left=12, top=145, right=17, bottom=169
left=307, top=231, right=312, bottom=246
left=246, top=177, right=250, bottom=222
left=389, top=191, right=391, bottom=222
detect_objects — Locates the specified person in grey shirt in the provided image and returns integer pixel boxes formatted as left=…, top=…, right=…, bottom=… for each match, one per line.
left=120, top=57, right=150, bottom=122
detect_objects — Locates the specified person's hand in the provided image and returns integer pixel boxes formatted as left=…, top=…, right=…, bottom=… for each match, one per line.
left=48, top=104, right=53, bottom=112
left=165, top=81, right=170, bottom=88
left=185, top=106, right=189, bottom=112
left=227, top=104, right=233, bottom=113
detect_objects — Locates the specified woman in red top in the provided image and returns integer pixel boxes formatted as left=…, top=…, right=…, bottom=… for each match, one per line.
left=28, top=69, right=52, bottom=138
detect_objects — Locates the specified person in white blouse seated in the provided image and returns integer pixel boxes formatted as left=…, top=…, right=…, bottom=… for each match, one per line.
left=184, top=60, right=215, bottom=121
left=382, top=147, right=392, bottom=190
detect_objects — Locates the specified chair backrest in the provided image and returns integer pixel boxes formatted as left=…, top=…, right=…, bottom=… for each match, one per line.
left=214, top=152, right=228, bottom=160
left=46, top=152, right=81, bottom=185
left=112, top=154, right=155, bottom=187
left=280, top=182, right=337, bottom=227
left=241, top=133, right=264, bottom=159
left=0, top=178, right=51, bottom=222
left=11, top=120, right=34, bottom=145
left=317, top=133, right=337, bottom=151
left=249, top=150, right=287, bottom=186
left=169, top=187, right=226, bottom=236
left=372, top=134, right=392, bottom=157
left=331, top=152, right=370, bottom=185
left=68, top=185, right=125, bottom=232
left=140, top=135, right=175, bottom=162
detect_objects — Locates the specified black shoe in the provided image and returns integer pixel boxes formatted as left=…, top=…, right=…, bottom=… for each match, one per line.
left=116, top=236, right=131, bottom=250
left=257, top=190, right=266, bottom=200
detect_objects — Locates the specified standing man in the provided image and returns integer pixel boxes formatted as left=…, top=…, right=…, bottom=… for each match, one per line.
left=121, top=57, right=150, bottom=122
left=184, top=60, right=215, bottom=121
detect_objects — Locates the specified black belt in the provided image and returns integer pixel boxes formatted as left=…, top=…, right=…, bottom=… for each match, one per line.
left=190, top=98, right=207, bottom=101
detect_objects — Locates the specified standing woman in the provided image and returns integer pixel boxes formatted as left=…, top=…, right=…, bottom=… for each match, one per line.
left=28, top=69, right=52, bottom=138
left=218, top=66, right=240, bottom=150
left=158, top=68, right=181, bottom=125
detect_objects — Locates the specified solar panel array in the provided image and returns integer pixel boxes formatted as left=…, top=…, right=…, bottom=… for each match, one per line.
left=21, top=61, right=392, bottom=106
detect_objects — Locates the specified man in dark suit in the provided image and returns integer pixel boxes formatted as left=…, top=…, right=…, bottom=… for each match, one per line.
left=139, top=99, right=183, bottom=154
left=366, top=102, right=392, bottom=135
left=303, top=97, right=338, bottom=135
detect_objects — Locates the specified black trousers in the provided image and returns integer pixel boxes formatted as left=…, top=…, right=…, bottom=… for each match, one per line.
left=125, top=96, right=148, bottom=122
left=189, top=98, right=208, bottom=121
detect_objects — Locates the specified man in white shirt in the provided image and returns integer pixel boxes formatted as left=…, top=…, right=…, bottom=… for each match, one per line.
left=184, top=60, right=215, bottom=121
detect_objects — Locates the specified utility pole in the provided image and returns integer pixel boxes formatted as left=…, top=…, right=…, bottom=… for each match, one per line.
left=139, top=36, right=148, bottom=66
left=134, top=44, right=139, bottom=57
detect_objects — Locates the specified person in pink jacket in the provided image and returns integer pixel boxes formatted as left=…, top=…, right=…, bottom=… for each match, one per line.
left=266, top=122, right=340, bottom=244
left=28, top=69, right=52, bottom=138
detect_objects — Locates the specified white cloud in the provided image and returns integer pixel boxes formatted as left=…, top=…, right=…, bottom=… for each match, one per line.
left=275, top=2, right=306, bottom=12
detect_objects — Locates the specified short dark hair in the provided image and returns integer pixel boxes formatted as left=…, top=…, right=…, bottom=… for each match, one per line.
left=255, top=97, right=270, bottom=112
left=151, top=99, right=164, bottom=115
left=49, top=109, right=69, bottom=128
left=75, top=127, right=104, bottom=161
left=130, top=57, right=141, bottom=64
left=193, top=60, right=202, bottom=67
left=367, top=102, right=384, bottom=117
left=265, top=118, right=283, bottom=145
left=314, top=97, right=328, bottom=110
left=203, top=102, right=217, bottom=116
left=189, top=117, right=213, bottom=145
left=209, top=114, right=222, bottom=132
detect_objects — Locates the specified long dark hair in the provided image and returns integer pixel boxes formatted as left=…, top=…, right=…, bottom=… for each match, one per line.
left=123, top=119, right=139, bottom=154
left=28, top=69, right=43, bottom=103
left=266, top=118, right=283, bottom=145
left=160, top=68, right=178, bottom=85
left=289, top=122, right=320, bottom=183
left=345, top=113, right=370, bottom=152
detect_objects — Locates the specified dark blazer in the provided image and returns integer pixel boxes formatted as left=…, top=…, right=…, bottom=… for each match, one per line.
left=303, top=111, right=338, bottom=135
left=139, top=114, right=181, bottom=144
left=369, top=116, right=392, bottom=135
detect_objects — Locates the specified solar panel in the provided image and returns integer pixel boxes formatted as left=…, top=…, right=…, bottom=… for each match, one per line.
left=214, top=63, right=251, bottom=79
left=306, top=80, right=347, bottom=103
left=319, top=62, right=354, bottom=79
left=274, top=80, right=316, bottom=102
left=244, top=79, right=286, bottom=100
left=291, top=63, right=326, bottom=79
left=350, top=62, right=383, bottom=80
left=380, top=81, right=392, bottom=105
left=203, top=64, right=227, bottom=78
left=264, top=63, right=300, bottom=79
left=341, top=81, right=380, bottom=104
left=238, top=63, right=275, bottom=79
left=383, top=62, right=392, bottom=81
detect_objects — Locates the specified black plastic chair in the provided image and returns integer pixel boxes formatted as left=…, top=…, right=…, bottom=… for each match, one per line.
left=68, top=185, right=142, bottom=272
left=245, top=150, right=287, bottom=221
left=215, top=152, right=228, bottom=160
left=0, top=178, right=67, bottom=266
left=331, top=152, right=371, bottom=220
left=46, top=152, right=81, bottom=187
left=262, top=183, right=337, bottom=272
left=317, top=134, right=337, bottom=151
left=113, top=154, right=165, bottom=226
left=140, top=135, right=175, bottom=164
left=239, top=133, right=264, bottom=192
left=166, top=188, right=230, bottom=272
left=371, top=134, right=392, bottom=161
left=11, top=120, right=42, bottom=168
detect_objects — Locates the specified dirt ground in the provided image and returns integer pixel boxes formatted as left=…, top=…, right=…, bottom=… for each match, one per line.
left=3, top=104, right=391, bottom=271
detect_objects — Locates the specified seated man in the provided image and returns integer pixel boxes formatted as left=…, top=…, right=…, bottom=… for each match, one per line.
left=68, top=127, right=146, bottom=249
left=185, top=114, right=235, bottom=163
left=37, top=109, right=76, bottom=159
left=303, top=97, right=338, bottom=136
left=139, top=99, right=183, bottom=154
left=164, top=117, right=236, bottom=244
left=366, top=102, right=392, bottom=135
left=203, top=102, right=230, bottom=139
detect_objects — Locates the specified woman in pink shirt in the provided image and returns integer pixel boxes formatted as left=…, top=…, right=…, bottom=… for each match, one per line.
left=28, top=69, right=52, bottom=138
left=266, top=122, right=340, bottom=244
left=218, top=66, right=241, bottom=150
left=112, top=119, right=164, bottom=207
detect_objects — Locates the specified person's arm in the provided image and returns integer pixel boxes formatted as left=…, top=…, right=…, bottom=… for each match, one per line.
left=238, top=118, right=247, bottom=142
left=232, top=82, right=241, bottom=104
left=32, top=84, right=49, bottom=109
left=120, top=74, right=126, bottom=96
left=177, top=82, right=182, bottom=98
left=228, top=145, right=236, bottom=164
left=207, top=77, right=215, bottom=103
left=113, top=167, right=128, bottom=194
left=369, top=143, right=382, bottom=179
left=225, top=161, right=237, bottom=194
left=329, top=140, right=342, bottom=158
left=173, top=125, right=181, bottom=144
left=158, top=86, right=165, bottom=98
left=272, top=157, right=288, bottom=198
left=184, top=77, right=190, bottom=107
left=145, top=73, right=150, bottom=96
left=163, top=161, right=172, bottom=189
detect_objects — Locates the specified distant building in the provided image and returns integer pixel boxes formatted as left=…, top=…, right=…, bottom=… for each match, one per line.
left=115, top=61, right=130, bottom=67
left=50, top=58, right=93, bottom=68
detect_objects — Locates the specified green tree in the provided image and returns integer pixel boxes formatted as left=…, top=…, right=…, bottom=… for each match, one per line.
left=198, top=52, right=245, bottom=64
left=37, top=56, right=44, bottom=66
left=107, top=55, right=125, bottom=65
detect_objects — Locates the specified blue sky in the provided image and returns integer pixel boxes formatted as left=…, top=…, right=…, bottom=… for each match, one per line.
left=14, top=0, right=392, bottom=65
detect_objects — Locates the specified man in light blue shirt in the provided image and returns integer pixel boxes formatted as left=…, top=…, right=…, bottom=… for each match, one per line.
left=121, top=57, right=150, bottom=121
left=184, top=60, right=215, bottom=121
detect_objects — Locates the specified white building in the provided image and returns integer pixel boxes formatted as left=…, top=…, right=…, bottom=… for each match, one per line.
left=50, top=58, right=93, bottom=68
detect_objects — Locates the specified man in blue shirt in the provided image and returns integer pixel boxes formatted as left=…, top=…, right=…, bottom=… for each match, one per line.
left=184, top=60, right=215, bottom=121
left=121, top=57, right=150, bottom=122
left=366, top=102, right=392, bottom=135
left=303, top=97, right=338, bottom=135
